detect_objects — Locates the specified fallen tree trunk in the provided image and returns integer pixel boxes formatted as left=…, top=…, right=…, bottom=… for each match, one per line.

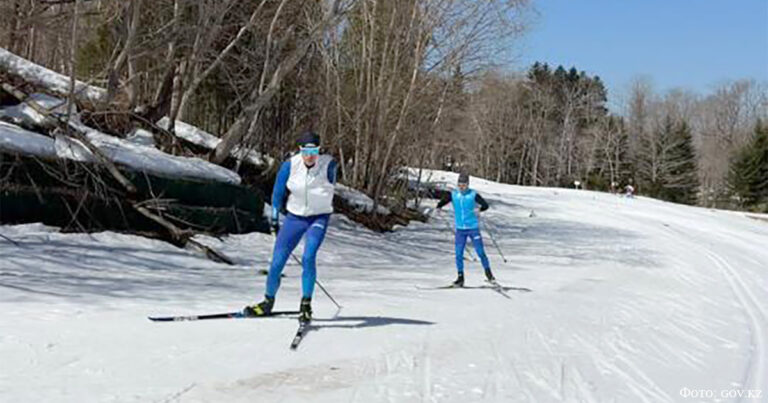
left=0, top=47, right=106, bottom=107
left=0, top=152, right=269, bottom=237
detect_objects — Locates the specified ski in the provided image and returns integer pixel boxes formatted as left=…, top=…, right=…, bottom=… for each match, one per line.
left=417, top=283, right=532, bottom=293
left=148, top=310, right=299, bottom=322
left=485, top=279, right=512, bottom=299
left=416, top=284, right=462, bottom=290
left=289, top=321, right=311, bottom=350
left=478, top=284, right=532, bottom=292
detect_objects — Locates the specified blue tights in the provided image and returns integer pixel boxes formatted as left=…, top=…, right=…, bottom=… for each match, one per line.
left=455, top=228, right=490, bottom=273
left=265, top=213, right=330, bottom=299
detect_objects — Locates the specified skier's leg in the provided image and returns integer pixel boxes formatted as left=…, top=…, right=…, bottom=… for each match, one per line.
left=265, top=215, right=309, bottom=298
left=300, top=214, right=330, bottom=299
left=455, top=229, right=468, bottom=274
left=470, top=229, right=491, bottom=270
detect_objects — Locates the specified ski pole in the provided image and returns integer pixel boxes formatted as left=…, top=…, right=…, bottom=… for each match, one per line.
left=288, top=251, right=342, bottom=310
left=481, top=216, right=508, bottom=263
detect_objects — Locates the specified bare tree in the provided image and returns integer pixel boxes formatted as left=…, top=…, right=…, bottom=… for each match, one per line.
left=210, top=0, right=351, bottom=165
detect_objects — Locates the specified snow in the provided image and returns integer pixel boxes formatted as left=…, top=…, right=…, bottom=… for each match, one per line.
left=0, top=121, right=56, bottom=157
left=335, top=183, right=391, bottom=215
left=124, top=128, right=156, bottom=148
left=0, top=47, right=106, bottom=104
left=0, top=92, right=71, bottom=127
left=62, top=121, right=242, bottom=184
left=157, top=117, right=274, bottom=167
left=2, top=171, right=768, bottom=402
left=0, top=120, right=241, bottom=185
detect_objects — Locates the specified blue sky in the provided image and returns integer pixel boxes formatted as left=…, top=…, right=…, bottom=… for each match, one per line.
left=516, top=0, right=768, bottom=106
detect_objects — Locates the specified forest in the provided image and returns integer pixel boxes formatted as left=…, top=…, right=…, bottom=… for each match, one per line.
left=1, top=0, right=766, bottom=235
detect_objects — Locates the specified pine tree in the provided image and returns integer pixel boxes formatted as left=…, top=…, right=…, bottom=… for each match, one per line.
left=728, top=121, right=768, bottom=210
left=638, top=116, right=699, bottom=204
left=662, top=120, right=699, bottom=205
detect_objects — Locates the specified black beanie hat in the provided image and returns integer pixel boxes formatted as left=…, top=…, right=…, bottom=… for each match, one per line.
left=458, top=173, right=469, bottom=185
left=296, top=131, right=320, bottom=147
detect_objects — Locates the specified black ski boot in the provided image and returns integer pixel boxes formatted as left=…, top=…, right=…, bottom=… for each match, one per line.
left=452, top=273, right=465, bottom=287
left=243, top=296, right=274, bottom=317
left=299, top=297, right=312, bottom=323
left=484, top=268, right=496, bottom=282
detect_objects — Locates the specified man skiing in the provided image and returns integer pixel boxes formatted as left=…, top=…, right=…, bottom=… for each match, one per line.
left=244, top=131, right=337, bottom=323
left=436, top=173, right=495, bottom=287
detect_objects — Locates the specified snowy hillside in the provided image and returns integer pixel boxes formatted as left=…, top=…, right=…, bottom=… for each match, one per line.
left=1, top=171, right=767, bottom=402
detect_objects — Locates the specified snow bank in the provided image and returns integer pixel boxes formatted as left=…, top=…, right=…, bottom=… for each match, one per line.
left=0, top=47, right=106, bottom=104
left=157, top=118, right=274, bottom=167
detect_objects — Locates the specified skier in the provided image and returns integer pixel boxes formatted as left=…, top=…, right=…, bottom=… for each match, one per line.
left=624, top=184, right=635, bottom=198
left=244, top=131, right=337, bottom=323
left=435, top=173, right=495, bottom=287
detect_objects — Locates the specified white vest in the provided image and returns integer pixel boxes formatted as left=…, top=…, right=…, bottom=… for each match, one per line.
left=286, top=154, right=335, bottom=216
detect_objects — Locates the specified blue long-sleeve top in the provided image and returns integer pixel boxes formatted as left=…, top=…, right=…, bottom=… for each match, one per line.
left=271, top=159, right=337, bottom=220
left=436, top=189, right=489, bottom=230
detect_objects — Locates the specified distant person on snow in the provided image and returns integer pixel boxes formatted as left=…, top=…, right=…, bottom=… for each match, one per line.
left=244, top=131, right=337, bottom=323
left=436, top=173, right=495, bottom=287
left=624, top=184, right=635, bottom=198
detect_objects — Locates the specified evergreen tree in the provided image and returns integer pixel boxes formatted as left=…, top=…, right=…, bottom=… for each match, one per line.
left=728, top=121, right=768, bottom=210
left=661, top=120, right=699, bottom=205
left=637, top=116, right=699, bottom=205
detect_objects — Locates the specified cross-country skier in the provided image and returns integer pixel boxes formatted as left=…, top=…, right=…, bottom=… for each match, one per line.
left=435, top=173, right=495, bottom=287
left=244, top=131, right=337, bottom=323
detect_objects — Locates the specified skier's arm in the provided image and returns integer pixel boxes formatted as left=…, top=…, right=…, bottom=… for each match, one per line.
left=271, top=161, right=291, bottom=221
left=475, top=193, right=489, bottom=212
left=327, top=159, right=337, bottom=184
left=436, top=191, right=452, bottom=209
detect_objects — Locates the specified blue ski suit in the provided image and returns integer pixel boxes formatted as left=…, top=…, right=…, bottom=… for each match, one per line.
left=436, top=189, right=491, bottom=273
left=265, top=154, right=337, bottom=299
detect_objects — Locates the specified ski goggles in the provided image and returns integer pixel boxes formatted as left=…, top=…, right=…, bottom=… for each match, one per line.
left=300, top=146, right=320, bottom=156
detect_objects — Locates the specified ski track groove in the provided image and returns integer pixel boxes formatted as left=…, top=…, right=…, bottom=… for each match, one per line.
left=705, top=250, right=767, bottom=394
left=656, top=219, right=767, bottom=397
left=571, top=332, right=673, bottom=403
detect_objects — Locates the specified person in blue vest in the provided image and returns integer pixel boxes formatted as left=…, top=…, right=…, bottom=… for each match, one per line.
left=435, top=172, right=494, bottom=287
left=244, top=131, right=337, bottom=323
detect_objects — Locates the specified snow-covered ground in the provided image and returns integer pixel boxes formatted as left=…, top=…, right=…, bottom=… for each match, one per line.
left=1, top=172, right=767, bottom=402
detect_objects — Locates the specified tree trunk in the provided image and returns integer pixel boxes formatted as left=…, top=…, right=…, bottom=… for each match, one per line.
left=177, top=0, right=269, bottom=120
left=106, top=0, right=141, bottom=104
left=65, top=0, right=81, bottom=127
left=211, top=0, right=346, bottom=165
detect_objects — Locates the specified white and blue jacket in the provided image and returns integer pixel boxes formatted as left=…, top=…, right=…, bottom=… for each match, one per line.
left=436, top=188, right=489, bottom=230
left=272, top=154, right=337, bottom=220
